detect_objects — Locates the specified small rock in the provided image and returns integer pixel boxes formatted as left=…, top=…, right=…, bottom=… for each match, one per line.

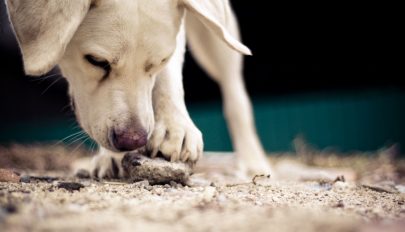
left=201, top=186, right=217, bottom=203
left=164, top=188, right=176, bottom=193
left=255, top=201, right=263, bottom=206
left=334, top=200, right=345, bottom=208
left=186, top=175, right=212, bottom=187
left=20, top=175, right=31, bottom=183
left=133, top=180, right=150, bottom=188
left=75, top=169, right=91, bottom=179
left=333, top=175, right=345, bottom=183
left=399, top=193, right=405, bottom=205
left=27, top=176, right=58, bottom=183
left=152, top=187, right=164, bottom=195
left=272, top=196, right=280, bottom=203
left=333, top=181, right=351, bottom=191
left=0, top=169, right=20, bottom=183
left=0, top=203, right=17, bottom=223
left=122, top=151, right=192, bottom=185
left=395, top=185, right=405, bottom=193
left=170, top=181, right=179, bottom=188
left=57, top=182, right=85, bottom=192
left=1, top=204, right=17, bottom=214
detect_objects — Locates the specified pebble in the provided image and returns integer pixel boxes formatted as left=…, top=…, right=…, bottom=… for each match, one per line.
left=0, top=169, right=20, bottom=183
left=334, top=200, right=345, bottom=208
left=57, top=182, right=85, bottom=192
left=332, top=181, right=351, bottom=191
left=395, top=185, right=405, bottom=193
left=20, top=175, right=31, bottom=183
left=201, top=186, right=216, bottom=202
left=75, top=169, right=91, bottom=179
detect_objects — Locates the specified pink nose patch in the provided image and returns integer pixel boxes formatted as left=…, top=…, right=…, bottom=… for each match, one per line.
left=111, top=127, right=147, bottom=151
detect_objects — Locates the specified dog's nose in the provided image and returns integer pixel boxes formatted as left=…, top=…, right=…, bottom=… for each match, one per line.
left=110, top=127, right=147, bottom=152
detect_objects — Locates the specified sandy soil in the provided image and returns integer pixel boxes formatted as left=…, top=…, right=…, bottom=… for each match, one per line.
left=0, top=144, right=405, bottom=232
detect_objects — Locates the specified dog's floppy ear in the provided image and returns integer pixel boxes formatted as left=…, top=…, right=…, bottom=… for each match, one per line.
left=6, top=0, right=92, bottom=76
left=181, top=0, right=251, bottom=55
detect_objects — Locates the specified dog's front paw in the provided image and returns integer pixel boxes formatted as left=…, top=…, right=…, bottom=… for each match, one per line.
left=147, top=114, right=203, bottom=163
left=90, top=148, right=125, bottom=179
left=236, top=144, right=273, bottom=178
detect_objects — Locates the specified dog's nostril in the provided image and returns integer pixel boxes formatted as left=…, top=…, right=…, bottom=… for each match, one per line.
left=111, top=128, right=147, bottom=152
left=131, top=158, right=141, bottom=167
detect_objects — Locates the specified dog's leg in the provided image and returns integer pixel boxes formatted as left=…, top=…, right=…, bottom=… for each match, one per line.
left=147, top=26, right=203, bottom=163
left=185, top=11, right=272, bottom=176
left=90, top=147, right=125, bottom=179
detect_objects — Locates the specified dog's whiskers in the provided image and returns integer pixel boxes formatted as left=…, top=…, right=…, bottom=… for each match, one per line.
left=48, top=131, right=86, bottom=155
left=52, top=131, right=84, bottom=146
left=70, top=137, right=90, bottom=155
left=89, top=140, right=98, bottom=155
left=66, top=134, right=88, bottom=146
left=30, top=73, right=61, bottom=83
left=53, top=131, right=86, bottom=148
left=41, top=77, right=62, bottom=95
left=60, top=103, right=74, bottom=113
left=68, top=119, right=81, bottom=128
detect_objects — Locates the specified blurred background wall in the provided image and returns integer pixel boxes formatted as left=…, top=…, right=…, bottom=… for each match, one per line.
left=0, top=1, right=404, bottom=154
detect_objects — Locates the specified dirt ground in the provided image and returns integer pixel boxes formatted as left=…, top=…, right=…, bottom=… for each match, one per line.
left=0, top=142, right=405, bottom=232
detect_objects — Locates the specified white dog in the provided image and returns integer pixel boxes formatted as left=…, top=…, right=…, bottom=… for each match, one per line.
left=6, top=0, right=271, bottom=178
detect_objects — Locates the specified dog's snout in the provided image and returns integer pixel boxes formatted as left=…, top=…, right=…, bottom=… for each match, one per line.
left=110, top=127, right=147, bottom=152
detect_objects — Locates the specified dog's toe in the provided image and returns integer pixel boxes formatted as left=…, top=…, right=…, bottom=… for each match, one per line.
left=90, top=150, right=125, bottom=179
left=148, top=119, right=203, bottom=163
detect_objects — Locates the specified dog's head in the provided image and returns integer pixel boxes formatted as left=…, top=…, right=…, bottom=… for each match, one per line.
left=6, top=0, right=250, bottom=152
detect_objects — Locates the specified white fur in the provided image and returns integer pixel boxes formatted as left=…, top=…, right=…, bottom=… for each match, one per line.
left=6, top=0, right=271, bottom=177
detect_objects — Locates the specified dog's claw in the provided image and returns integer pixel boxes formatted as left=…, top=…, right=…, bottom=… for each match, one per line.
left=181, top=151, right=190, bottom=162
left=151, top=149, right=158, bottom=158
left=170, top=152, right=179, bottom=162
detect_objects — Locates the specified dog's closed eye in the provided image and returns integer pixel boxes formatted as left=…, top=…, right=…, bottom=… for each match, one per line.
left=84, top=55, right=111, bottom=80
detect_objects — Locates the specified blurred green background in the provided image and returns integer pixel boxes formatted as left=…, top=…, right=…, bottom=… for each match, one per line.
left=1, top=88, right=404, bottom=154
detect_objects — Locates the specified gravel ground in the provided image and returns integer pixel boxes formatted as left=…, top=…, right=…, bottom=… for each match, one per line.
left=0, top=144, right=405, bottom=232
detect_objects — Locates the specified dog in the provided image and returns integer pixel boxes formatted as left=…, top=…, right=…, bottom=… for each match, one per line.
left=6, top=0, right=271, bottom=178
